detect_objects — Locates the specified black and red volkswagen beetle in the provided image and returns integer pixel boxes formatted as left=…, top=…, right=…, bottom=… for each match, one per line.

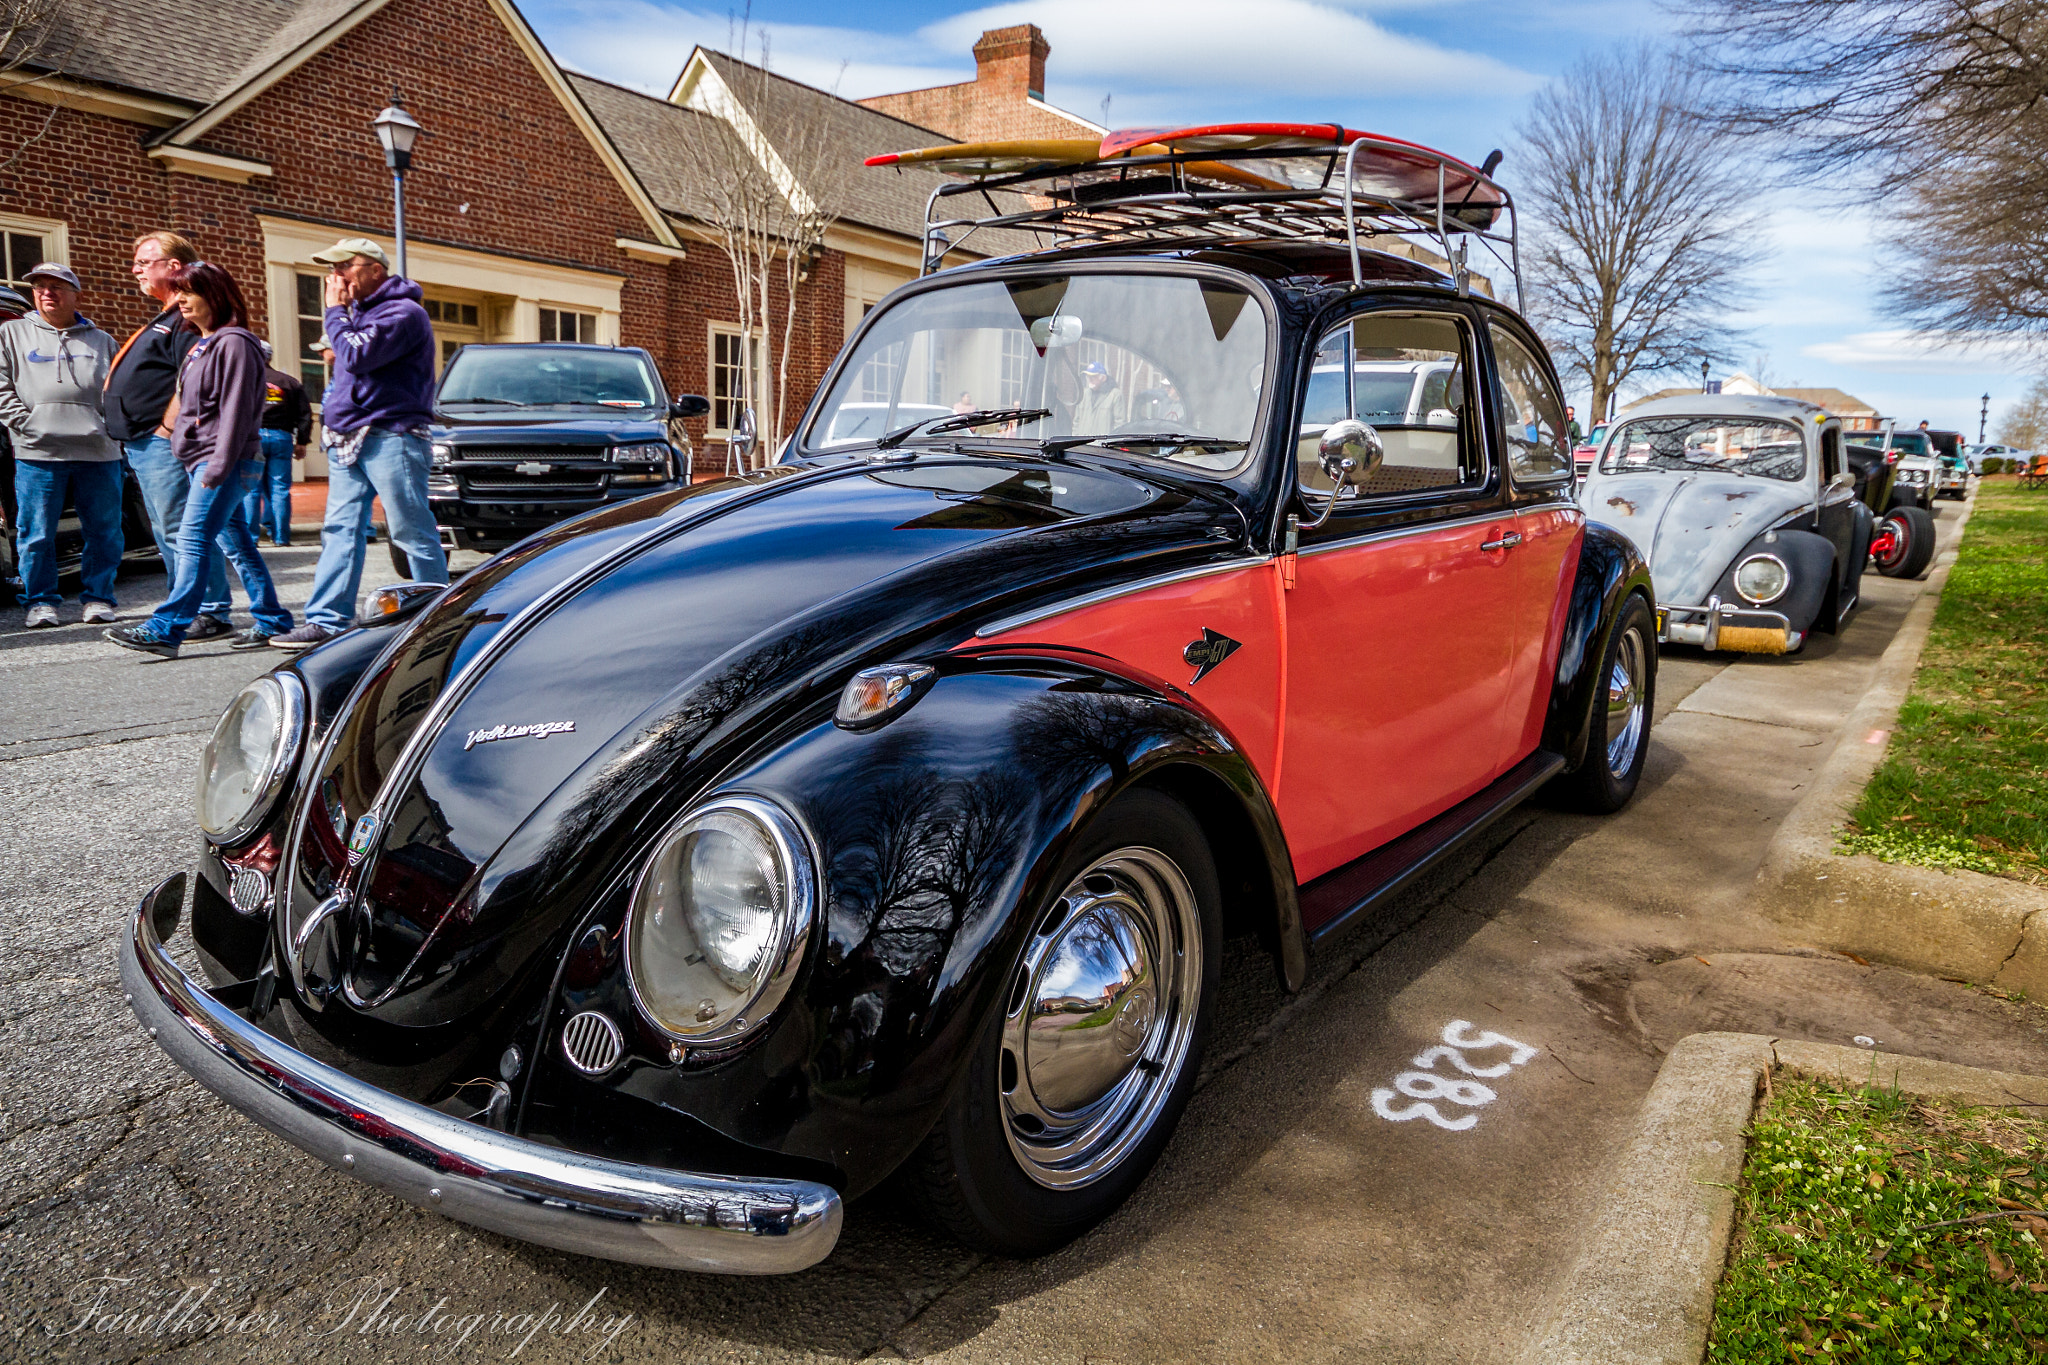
left=125, top=126, right=1654, bottom=1274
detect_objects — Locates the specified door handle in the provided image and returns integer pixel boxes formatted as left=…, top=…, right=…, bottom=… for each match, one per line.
left=1480, top=531, right=1523, bottom=552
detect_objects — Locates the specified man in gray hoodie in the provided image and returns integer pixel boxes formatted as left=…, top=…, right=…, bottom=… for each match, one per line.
left=0, top=264, right=122, bottom=627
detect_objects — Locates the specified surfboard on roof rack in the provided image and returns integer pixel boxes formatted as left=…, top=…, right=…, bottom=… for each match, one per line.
left=864, top=120, right=1521, bottom=305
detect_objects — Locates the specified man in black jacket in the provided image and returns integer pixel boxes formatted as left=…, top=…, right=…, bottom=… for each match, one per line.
left=106, top=230, right=232, bottom=640
left=249, top=344, right=311, bottom=545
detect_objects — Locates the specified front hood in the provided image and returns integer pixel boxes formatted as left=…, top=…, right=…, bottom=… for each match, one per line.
left=283, top=457, right=1237, bottom=1031
left=1583, top=472, right=1810, bottom=605
left=430, top=413, right=668, bottom=445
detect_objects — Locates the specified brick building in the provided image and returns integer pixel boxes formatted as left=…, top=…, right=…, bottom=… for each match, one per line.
left=0, top=0, right=990, bottom=474
left=857, top=24, right=1102, bottom=145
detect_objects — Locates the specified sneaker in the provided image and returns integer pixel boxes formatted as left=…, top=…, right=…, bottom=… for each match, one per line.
left=186, top=613, right=232, bottom=642
left=23, top=603, right=58, bottom=628
left=82, top=602, right=117, bottom=625
left=105, top=625, right=179, bottom=660
left=268, top=622, right=339, bottom=651
left=228, top=627, right=274, bottom=650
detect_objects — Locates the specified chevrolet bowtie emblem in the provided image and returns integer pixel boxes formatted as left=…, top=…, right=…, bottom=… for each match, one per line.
left=514, top=461, right=552, bottom=476
left=1182, top=628, right=1242, bottom=685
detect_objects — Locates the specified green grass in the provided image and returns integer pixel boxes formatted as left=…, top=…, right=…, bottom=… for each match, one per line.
left=1839, top=480, right=2048, bottom=885
left=1709, top=1075, right=2048, bottom=1361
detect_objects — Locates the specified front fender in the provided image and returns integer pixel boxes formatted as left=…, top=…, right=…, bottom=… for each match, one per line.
left=517, top=656, right=1296, bottom=1197
left=1543, top=522, right=1654, bottom=772
left=1705, top=527, right=1835, bottom=635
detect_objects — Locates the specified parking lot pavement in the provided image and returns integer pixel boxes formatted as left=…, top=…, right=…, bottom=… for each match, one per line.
left=7, top=506, right=2046, bottom=1364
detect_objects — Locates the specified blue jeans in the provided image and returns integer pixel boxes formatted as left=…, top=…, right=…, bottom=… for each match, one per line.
left=125, top=435, right=231, bottom=617
left=305, top=428, right=447, bottom=631
left=145, top=461, right=293, bottom=643
left=14, top=458, right=123, bottom=607
left=241, top=429, right=295, bottom=545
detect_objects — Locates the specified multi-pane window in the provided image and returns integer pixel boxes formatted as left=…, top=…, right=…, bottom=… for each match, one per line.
left=295, top=274, right=327, bottom=395
left=539, top=306, right=595, bottom=343
left=710, top=326, right=760, bottom=434
left=425, top=298, right=481, bottom=328
left=999, top=328, right=1029, bottom=408
left=3, top=232, right=47, bottom=288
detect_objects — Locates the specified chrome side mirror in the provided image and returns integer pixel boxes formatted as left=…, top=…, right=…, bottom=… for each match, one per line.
left=1307, top=420, right=1383, bottom=529
left=731, top=406, right=759, bottom=467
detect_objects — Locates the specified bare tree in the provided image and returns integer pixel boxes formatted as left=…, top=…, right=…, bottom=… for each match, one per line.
left=1997, top=376, right=2048, bottom=449
left=0, top=0, right=77, bottom=172
left=674, top=23, right=854, bottom=464
left=1515, top=45, right=1761, bottom=422
left=1683, top=0, right=2048, bottom=336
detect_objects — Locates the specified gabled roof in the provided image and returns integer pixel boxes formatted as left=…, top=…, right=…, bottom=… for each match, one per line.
left=26, top=0, right=311, bottom=105
left=566, top=72, right=743, bottom=223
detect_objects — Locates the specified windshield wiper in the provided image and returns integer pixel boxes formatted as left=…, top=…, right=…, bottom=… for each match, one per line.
left=874, top=407, right=1052, bottom=449
left=444, top=397, right=531, bottom=407
left=1043, top=432, right=1249, bottom=454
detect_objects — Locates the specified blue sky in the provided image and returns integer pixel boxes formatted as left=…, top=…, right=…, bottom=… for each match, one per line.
left=522, top=0, right=2036, bottom=438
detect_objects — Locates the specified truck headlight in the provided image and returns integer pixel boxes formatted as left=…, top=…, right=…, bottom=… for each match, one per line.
left=610, top=442, right=673, bottom=485
left=430, top=441, right=453, bottom=468
left=625, top=797, right=813, bottom=1046
left=1733, top=554, right=1790, bottom=605
left=196, top=674, right=306, bottom=843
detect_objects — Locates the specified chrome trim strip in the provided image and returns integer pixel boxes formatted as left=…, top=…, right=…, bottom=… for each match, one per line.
left=973, top=558, right=1264, bottom=638
left=124, top=876, right=843, bottom=1274
left=1297, top=507, right=1514, bottom=559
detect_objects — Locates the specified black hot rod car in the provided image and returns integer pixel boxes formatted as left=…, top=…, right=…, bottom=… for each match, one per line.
left=125, top=125, right=1654, bottom=1274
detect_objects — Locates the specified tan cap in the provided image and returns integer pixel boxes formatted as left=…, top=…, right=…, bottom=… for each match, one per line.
left=311, top=237, right=391, bottom=268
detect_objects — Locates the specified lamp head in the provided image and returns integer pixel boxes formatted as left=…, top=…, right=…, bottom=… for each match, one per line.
left=373, top=91, right=421, bottom=172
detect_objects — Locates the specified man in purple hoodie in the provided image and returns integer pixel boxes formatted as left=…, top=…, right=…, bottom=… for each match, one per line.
left=269, top=237, right=448, bottom=649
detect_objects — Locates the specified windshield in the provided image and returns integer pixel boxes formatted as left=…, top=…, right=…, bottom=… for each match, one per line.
left=1850, top=431, right=1931, bottom=458
left=1600, top=416, right=1807, bottom=481
left=804, top=273, right=1268, bottom=472
left=438, top=346, right=663, bottom=409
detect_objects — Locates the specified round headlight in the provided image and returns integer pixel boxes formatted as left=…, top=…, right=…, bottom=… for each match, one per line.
left=196, top=674, right=305, bottom=842
left=626, top=797, right=813, bottom=1045
left=1732, top=554, right=1790, bottom=604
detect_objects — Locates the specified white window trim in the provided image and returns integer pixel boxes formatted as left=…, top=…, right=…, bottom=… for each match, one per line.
left=0, top=212, right=68, bottom=281
left=707, top=322, right=763, bottom=439
left=539, top=302, right=604, bottom=345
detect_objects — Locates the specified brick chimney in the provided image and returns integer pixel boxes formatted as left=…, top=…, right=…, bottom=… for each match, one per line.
left=972, top=24, right=1050, bottom=102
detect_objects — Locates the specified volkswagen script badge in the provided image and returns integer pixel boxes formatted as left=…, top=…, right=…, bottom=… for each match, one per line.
left=464, top=720, right=576, bottom=751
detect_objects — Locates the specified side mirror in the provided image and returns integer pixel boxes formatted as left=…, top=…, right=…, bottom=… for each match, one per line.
left=1424, top=407, right=1458, bottom=428
left=671, top=393, right=711, bottom=419
left=1827, top=470, right=1854, bottom=493
left=730, top=406, right=759, bottom=467
left=1307, top=420, right=1383, bottom=528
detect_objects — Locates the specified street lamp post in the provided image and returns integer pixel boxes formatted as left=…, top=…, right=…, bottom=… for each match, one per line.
left=1701, top=359, right=1710, bottom=394
left=372, top=91, right=421, bottom=278
left=1980, top=392, right=1990, bottom=443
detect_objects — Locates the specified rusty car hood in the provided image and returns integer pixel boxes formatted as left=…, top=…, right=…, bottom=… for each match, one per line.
left=1581, top=471, right=1811, bottom=606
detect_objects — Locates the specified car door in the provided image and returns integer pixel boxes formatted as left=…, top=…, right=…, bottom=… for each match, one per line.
left=1277, top=307, right=1519, bottom=883
left=1487, top=320, right=1584, bottom=765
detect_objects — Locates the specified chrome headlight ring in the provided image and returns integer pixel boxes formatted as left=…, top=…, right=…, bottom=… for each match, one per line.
left=196, top=672, right=307, bottom=845
left=623, top=795, right=816, bottom=1049
left=1732, top=553, right=1791, bottom=605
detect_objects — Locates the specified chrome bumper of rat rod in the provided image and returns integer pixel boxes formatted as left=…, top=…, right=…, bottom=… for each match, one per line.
left=1657, top=596, right=1796, bottom=652
left=120, top=875, right=843, bottom=1274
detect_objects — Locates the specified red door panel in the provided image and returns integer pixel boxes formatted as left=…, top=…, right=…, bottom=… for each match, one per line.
left=1505, top=506, right=1584, bottom=761
left=970, top=563, right=1286, bottom=787
left=1278, top=516, right=1519, bottom=881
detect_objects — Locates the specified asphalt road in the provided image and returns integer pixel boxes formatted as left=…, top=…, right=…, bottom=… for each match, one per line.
left=5, top=502, right=2046, bottom=1365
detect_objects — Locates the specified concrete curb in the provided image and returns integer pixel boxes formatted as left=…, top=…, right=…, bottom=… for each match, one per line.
left=1749, top=494, right=2048, bottom=994
left=1517, top=1032, right=2048, bottom=1365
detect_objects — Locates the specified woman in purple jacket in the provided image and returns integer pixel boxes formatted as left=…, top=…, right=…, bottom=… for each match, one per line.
left=105, top=263, right=293, bottom=659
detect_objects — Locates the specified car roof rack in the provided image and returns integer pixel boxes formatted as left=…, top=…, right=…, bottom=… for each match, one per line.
left=866, top=123, right=1522, bottom=310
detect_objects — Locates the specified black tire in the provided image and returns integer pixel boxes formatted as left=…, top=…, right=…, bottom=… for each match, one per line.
left=388, top=543, right=411, bottom=580
left=1557, top=593, right=1655, bottom=814
left=907, top=786, right=1221, bottom=1257
left=1874, top=505, right=1935, bottom=579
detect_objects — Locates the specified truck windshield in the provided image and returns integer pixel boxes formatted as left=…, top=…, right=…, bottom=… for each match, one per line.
left=804, top=273, right=1268, bottom=473
left=1601, top=416, right=1807, bottom=481
left=439, top=346, right=662, bottom=409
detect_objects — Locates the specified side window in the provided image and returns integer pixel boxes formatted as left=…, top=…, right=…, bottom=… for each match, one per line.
left=1298, top=311, right=1481, bottom=500
left=1821, top=427, right=1842, bottom=482
left=1488, top=325, right=1571, bottom=483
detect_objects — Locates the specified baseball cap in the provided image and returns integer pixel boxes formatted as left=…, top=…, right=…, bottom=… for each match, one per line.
left=311, top=237, right=391, bottom=268
left=24, top=262, right=81, bottom=289
left=1082, top=361, right=1108, bottom=376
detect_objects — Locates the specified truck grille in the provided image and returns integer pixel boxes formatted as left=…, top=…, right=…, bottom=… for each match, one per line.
left=460, top=471, right=608, bottom=497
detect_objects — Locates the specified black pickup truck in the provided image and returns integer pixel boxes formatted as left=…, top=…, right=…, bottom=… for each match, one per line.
left=424, top=343, right=709, bottom=558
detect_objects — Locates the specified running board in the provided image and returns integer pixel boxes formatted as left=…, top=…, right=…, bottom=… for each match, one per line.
left=1299, top=749, right=1568, bottom=943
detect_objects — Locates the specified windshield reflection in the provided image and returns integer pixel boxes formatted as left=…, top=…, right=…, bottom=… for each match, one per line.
left=1601, top=416, right=1807, bottom=482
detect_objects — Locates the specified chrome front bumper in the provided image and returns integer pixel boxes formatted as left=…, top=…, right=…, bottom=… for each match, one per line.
left=120, top=875, right=843, bottom=1274
left=1656, top=595, right=1796, bottom=651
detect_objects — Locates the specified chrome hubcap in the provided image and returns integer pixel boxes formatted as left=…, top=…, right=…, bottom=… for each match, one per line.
left=1605, top=627, right=1646, bottom=780
left=1001, top=847, right=1202, bottom=1189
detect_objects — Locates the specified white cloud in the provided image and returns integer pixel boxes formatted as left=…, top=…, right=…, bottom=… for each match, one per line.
left=1801, top=329, right=2045, bottom=377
